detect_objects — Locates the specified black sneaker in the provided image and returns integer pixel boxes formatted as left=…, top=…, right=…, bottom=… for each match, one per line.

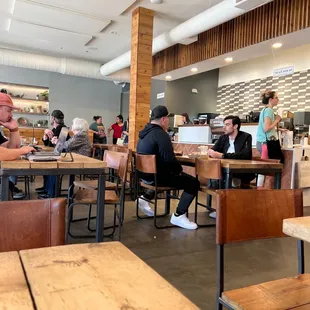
left=38, top=193, right=52, bottom=199
left=13, top=191, right=26, bottom=200
left=35, top=186, right=46, bottom=193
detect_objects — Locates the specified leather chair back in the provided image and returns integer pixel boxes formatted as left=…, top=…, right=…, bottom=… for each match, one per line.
left=0, top=198, right=66, bottom=252
left=195, top=158, right=222, bottom=185
left=135, top=154, right=156, bottom=174
left=216, top=189, right=303, bottom=245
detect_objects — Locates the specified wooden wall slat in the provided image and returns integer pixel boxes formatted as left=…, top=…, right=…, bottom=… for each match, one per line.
left=153, top=0, right=310, bottom=76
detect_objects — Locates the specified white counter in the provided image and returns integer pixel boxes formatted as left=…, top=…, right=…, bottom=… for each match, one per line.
left=178, top=125, right=212, bottom=144
left=240, top=124, right=258, bottom=145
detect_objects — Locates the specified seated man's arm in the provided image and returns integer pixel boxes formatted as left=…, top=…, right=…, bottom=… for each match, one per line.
left=158, top=134, right=182, bottom=174
left=223, top=135, right=252, bottom=160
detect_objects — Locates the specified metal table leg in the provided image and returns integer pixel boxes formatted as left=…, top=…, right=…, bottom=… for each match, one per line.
left=224, top=171, right=232, bottom=189
left=96, top=173, right=106, bottom=242
left=274, top=172, right=282, bottom=189
left=1, top=176, right=9, bottom=201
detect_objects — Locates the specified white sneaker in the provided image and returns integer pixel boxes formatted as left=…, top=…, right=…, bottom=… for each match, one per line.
left=170, top=213, right=198, bottom=230
left=137, top=196, right=154, bottom=216
left=209, top=211, right=216, bottom=219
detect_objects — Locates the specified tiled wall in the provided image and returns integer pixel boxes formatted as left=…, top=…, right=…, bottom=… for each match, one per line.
left=217, top=69, right=310, bottom=115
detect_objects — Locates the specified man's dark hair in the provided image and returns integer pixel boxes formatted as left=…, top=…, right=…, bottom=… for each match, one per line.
left=117, top=114, right=123, bottom=122
left=224, top=115, right=241, bottom=131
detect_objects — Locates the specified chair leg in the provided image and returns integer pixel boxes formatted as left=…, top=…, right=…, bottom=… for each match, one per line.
left=194, top=193, right=216, bottom=228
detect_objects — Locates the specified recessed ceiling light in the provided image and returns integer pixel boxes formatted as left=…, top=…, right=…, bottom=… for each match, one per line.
left=165, top=75, right=172, bottom=80
left=110, top=31, right=117, bottom=35
left=191, top=68, right=198, bottom=72
left=272, top=42, right=283, bottom=49
left=60, top=47, right=64, bottom=50
left=150, top=0, right=163, bottom=3
left=225, top=57, right=233, bottom=62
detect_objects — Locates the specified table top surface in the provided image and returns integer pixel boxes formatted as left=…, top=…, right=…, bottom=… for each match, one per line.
left=0, top=251, right=33, bottom=309
left=13, top=242, right=197, bottom=310
left=93, top=143, right=128, bottom=149
left=0, top=153, right=107, bottom=170
left=176, top=156, right=283, bottom=169
left=283, top=216, right=310, bottom=243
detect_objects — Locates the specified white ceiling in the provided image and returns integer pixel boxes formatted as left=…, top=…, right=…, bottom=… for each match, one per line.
left=0, top=0, right=222, bottom=63
left=153, top=28, right=310, bottom=81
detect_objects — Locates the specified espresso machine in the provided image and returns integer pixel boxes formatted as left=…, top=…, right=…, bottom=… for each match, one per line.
left=293, top=112, right=310, bottom=143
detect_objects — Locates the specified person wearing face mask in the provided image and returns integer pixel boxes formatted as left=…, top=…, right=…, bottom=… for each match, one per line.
left=40, top=118, right=91, bottom=199
left=42, top=110, right=69, bottom=147
left=36, top=109, right=69, bottom=195
left=136, top=105, right=199, bottom=230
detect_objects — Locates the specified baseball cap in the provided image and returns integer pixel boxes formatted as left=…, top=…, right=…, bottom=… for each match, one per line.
left=150, top=105, right=173, bottom=120
left=0, top=93, right=19, bottom=110
left=51, top=110, right=64, bottom=120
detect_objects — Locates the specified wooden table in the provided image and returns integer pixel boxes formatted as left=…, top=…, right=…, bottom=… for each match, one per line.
left=0, top=154, right=107, bottom=242
left=0, top=252, right=33, bottom=309
left=177, top=156, right=283, bottom=189
left=92, top=143, right=128, bottom=160
left=283, top=217, right=310, bottom=243
left=1, top=242, right=198, bottom=310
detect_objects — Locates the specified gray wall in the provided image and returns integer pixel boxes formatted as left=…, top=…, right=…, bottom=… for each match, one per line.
left=120, top=79, right=167, bottom=119
left=0, top=65, right=121, bottom=143
left=165, top=69, right=219, bottom=120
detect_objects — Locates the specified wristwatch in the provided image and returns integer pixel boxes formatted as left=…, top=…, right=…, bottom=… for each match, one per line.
left=9, top=128, right=19, bottom=132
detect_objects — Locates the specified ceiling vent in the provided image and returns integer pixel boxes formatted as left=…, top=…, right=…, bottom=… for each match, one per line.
left=178, top=36, right=198, bottom=46
left=234, top=0, right=273, bottom=11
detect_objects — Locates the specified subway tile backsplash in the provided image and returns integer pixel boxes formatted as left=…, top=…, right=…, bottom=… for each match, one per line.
left=217, top=69, right=310, bottom=115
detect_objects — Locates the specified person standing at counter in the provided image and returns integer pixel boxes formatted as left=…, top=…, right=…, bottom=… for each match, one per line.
left=256, top=90, right=284, bottom=162
left=108, top=114, right=124, bottom=144
left=89, top=116, right=107, bottom=144
left=181, top=113, right=192, bottom=125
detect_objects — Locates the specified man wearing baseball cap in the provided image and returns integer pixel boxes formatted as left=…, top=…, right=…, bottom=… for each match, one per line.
left=0, top=93, right=34, bottom=161
left=136, top=105, right=199, bottom=230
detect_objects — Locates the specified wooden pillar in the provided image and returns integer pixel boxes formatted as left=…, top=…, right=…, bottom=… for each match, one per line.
left=128, top=7, right=154, bottom=151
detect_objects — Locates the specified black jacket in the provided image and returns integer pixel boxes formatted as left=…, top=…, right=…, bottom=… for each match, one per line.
left=137, top=123, right=182, bottom=179
left=212, top=131, right=252, bottom=160
left=43, top=124, right=70, bottom=147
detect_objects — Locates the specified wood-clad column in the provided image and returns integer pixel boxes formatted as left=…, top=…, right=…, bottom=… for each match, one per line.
left=128, top=7, right=154, bottom=151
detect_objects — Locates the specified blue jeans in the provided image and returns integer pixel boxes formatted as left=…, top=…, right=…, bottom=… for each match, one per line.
left=45, top=176, right=56, bottom=197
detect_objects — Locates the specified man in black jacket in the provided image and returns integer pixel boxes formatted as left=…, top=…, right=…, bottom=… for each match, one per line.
left=137, top=105, right=199, bottom=230
left=208, top=115, right=252, bottom=161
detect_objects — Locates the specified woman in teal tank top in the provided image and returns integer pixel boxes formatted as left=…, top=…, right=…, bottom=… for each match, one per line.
left=256, top=90, right=281, bottom=155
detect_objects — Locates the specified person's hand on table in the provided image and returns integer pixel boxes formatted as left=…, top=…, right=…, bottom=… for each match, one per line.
left=208, top=149, right=223, bottom=159
left=20, top=145, right=35, bottom=155
left=51, top=136, right=58, bottom=144
left=0, top=117, right=18, bottom=131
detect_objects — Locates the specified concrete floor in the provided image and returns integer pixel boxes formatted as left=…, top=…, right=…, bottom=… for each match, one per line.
left=29, top=177, right=310, bottom=309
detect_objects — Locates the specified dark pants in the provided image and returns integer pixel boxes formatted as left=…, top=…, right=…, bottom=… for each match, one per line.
left=143, top=172, right=200, bottom=215
left=113, top=138, right=117, bottom=145
left=44, top=176, right=56, bottom=197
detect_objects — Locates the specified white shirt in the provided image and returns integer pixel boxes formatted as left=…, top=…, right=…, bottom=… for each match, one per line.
left=227, top=139, right=235, bottom=153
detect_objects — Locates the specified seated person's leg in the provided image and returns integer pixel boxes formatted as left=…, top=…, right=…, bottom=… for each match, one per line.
left=9, top=176, right=26, bottom=200
left=158, top=172, right=199, bottom=230
left=38, top=176, right=56, bottom=199
left=36, top=175, right=47, bottom=193
left=233, top=173, right=256, bottom=188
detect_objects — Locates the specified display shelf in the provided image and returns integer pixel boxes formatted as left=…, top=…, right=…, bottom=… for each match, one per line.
left=11, top=97, right=49, bottom=103
left=14, top=111, right=49, bottom=116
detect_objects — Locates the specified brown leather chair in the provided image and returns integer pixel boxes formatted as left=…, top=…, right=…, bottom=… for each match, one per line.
left=135, top=154, right=179, bottom=229
left=195, top=158, right=222, bottom=227
left=216, top=189, right=306, bottom=310
left=0, top=198, right=66, bottom=252
left=67, top=154, right=129, bottom=241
